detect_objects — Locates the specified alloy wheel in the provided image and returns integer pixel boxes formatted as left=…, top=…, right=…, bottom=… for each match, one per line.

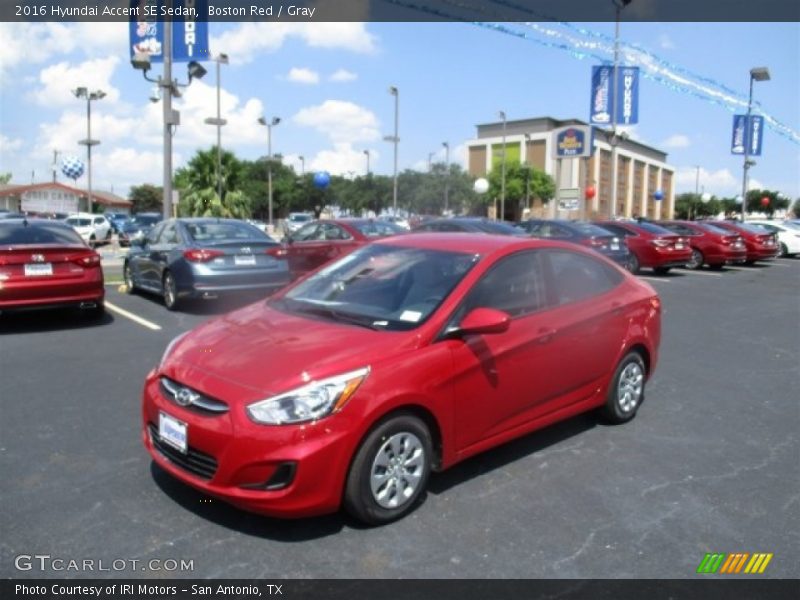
left=369, top=432, right=426, bottom=509
left=617, top=362, right=644, bottom=413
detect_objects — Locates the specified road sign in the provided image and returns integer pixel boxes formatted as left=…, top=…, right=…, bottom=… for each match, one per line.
left=731, top=115, right=764, bottom=156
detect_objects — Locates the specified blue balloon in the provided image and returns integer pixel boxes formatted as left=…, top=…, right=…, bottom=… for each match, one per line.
left=654, top=189, right=664, bottom=201
left=313, top=171, right=331, bottom=189
left=61, top=156, right=85, bottom=181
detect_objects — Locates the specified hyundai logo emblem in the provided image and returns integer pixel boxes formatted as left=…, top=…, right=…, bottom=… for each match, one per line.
left=240, top=247, right=252, bottom=254
left=175, top=388, right=197, bottom=407
left=31, top=254, right=45, bottom=263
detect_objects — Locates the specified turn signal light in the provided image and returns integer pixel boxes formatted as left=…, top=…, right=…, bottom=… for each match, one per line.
left=265, top=247, right=288, bottom=258
left=73, top=253, right=101, bottom=267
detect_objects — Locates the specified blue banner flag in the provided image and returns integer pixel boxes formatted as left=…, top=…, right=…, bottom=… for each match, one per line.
left=129, top=0, right=209, bottom=64
left=590, top=65, right=640, bottom=125
left=731, top=115, right=764, bottom=156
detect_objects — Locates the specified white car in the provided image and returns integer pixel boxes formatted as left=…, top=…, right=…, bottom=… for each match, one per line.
left=747, top=220, right=800, bottom=257
left=64, top=213, right=112, bottom=246
left=379, top=214, right=411, bottom=230
left=283, top=212, right=314, bottom=235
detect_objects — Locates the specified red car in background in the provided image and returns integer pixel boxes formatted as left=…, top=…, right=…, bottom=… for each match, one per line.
left=144, top=234, right=661, bottom=524
left=595, top=220, right=693, bottom=274
left=711, top=221, right=779, bottom=264
left=270, top=218, right=404, bottom=279
left=659, top=220, right=747, bottom=270
left=0, top=218, right=104, bottom=316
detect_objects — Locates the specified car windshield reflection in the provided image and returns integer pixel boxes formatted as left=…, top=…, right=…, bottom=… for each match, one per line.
left=273, top=244, right=480, bottom=331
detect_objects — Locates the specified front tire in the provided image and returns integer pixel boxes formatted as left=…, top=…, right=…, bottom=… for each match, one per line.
left=162, top=271, right=179, bottom=311
left=601, top=352, right=646, bottom=424
left=779, top=243, right=788, bottom=257
left=344, top=414, right=432, bottom=525
left=626, top=253, right=640, bottom=274
left=123, top=262, right=136, bottom=294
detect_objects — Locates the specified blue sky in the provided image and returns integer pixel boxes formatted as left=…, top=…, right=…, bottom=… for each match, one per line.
left=0, top=21, right=798, bottom=200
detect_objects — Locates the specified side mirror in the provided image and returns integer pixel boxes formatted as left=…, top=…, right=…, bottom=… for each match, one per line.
left=453, top=307, right=511, bottom=336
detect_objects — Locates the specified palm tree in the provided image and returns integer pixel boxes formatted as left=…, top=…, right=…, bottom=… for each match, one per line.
left=175, top=147, right=251, bottom=218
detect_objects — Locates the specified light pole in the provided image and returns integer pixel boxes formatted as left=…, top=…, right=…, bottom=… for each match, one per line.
left=386, top=86, right=399, bottom=214
left=73, top=87, right=105, bottom=213
left=428, top=152, right=435, bottom=173
left=610, top=0, right=633, bottom=219
left=131, top=24, right=207, bottom=220
left=258, top=116, right=281, bottom=229
left=52, top=149, right=60, bottom=183
left=741, top=66, right=770, bottom=222
left=498, top=110, right=507, bottom=221
left=363, top=149, right=370, bottom=175
left=204, top=53, right=228, bottom=202
left=442, top=141, right=449, bottom=215
left=298, top=155, right=305, bottom=176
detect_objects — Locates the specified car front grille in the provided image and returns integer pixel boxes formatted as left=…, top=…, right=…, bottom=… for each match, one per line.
left=148, top=424, right=218, bottom=480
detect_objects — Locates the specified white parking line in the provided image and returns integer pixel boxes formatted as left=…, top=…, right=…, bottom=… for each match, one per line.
left=105, top=301, right=162, bottom=331
left=676, top=269, right=724, bottom=278
left=637, top=276, right=672, bottom=283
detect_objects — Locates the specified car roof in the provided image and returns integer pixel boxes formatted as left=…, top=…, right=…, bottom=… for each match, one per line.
left=375, top=232, right=555, bottom=254
left=0, top=218, right=74, bottom=227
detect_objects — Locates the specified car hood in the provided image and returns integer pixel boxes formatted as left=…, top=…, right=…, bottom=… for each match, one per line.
left=163, top=300, right=419, bottom=400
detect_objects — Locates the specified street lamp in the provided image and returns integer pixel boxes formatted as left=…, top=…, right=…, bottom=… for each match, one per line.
left=204, top=53, right=229, bottom=202
left=442, top=141, right=450, bottom=215
left=386, top=86, right=399, bottom=213
left=131, top=34, right=207, bottom=219
left=428, top=152, right=435, bottom=172
left=363, top=150, right=370, bottom=175
left=258, top=116, right=281, bottom=229
left=741, top=66, right=770, bottom=221
left=498, top=110, right=507, bottom=221
left=610, top=0, right=633, bottom=219
left=298, top=155, right=305, bottom=176
left=72, top=87, right=105, bottom=213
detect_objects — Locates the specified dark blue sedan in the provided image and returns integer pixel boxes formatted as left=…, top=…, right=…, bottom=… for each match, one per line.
left=517, top=219, right=633, bottom=270
left=123, top=218, right=291, bottom=310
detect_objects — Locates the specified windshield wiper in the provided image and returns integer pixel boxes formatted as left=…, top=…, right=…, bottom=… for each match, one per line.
left=291, top=302, right=383, bottom=331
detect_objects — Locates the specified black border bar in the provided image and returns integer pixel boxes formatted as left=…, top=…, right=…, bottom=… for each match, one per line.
left=3, top=0, right=800, bottom=22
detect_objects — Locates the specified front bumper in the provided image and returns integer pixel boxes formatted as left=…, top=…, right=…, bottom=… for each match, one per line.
left=141, top=370, right=354, bottom=518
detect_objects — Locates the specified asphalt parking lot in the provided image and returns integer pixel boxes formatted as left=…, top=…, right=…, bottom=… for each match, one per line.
left=1, top=258, right=798, bottom=579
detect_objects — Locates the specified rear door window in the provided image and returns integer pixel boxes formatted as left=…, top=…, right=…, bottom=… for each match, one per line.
left=547, top=250, right=623, bottom=305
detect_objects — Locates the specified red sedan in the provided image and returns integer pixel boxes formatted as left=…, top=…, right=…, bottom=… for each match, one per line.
left=595, top=220, right=693, bottom=274
left=711, top=221, right=779, bottom=264
left=144, top=233, right=661, bottom=524
left=270, top=218, right=403, bottom=279
left=0, top=218, right=104, bottom=316
left=659, top=220, right=747, bottom=269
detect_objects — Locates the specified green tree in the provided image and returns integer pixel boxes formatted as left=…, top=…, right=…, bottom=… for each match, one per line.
left=175, top=147, right=251, bottom=218
left=674, top=193, right=721, bottom=220
left=745, top=189, right=789, bottom=219
left=486, top=162, right=555, bottom=220
left=129, top=184, right=163, bottom=213
left=0, top=173, right=12, bottom=184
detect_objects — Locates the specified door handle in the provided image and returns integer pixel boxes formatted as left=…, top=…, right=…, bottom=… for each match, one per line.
left=537, top=327, right=557, bottom=344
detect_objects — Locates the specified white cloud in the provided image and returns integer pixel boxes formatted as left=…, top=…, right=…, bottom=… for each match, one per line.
left=93, top=147, right=176, bottom=191
left=658, top=34, right=675, bottom=50
left=0, top=23, right=127, bottom=84
left=0, top=134, right=24, bottom=154
left=661, top=134, right=691, bottom=149
left=211, top=23, right=376, bottom=65
left=308, top=144, right=378, bottom=177
left=675, top=166, right=741, bottom=196
left=329, top=69, right=358, bottom=83
left=287, top=67, right=320, bottom=85
left=293, top=100, right=380, bottom=145
left=31, top=57, right=121, bottom=106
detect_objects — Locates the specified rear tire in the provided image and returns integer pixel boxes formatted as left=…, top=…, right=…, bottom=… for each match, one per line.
left=653, top=266, right=671, bottom=275
left=123, top=262, right=136, bottom=294
left=344, top=414, right=432, bottom=526
left=601, top=352, right=646, bottom=424
left=626, top=254, right=640, bottom=274
left=779, top=243, right=788, bottom=257
left=685, top=248, right=704, bottom=270
left=163, top=271, right=179, bottom=311
left=89, top=234, right=96, bottom=248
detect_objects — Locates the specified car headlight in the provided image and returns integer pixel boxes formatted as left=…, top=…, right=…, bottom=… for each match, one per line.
left=247, top=367, right=370, bottom=425
left=159, top=332, right=189, bottom=370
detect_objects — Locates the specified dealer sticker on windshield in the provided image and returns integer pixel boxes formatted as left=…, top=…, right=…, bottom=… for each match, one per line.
left=399, top=310, right=422, bottom=322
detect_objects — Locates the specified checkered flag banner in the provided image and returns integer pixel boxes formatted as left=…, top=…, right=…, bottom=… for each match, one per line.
left=61, top=156, right=85, bottom=181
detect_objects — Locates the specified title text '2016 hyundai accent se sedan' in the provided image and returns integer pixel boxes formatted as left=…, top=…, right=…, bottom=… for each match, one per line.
left=143, top=234, right=661, bottom=524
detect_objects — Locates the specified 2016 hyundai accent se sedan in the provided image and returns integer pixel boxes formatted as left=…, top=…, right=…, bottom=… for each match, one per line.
left=143, top=234, right=661, bottom=524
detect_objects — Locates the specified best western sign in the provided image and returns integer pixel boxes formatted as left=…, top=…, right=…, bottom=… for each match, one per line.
left=552, top=125, right=594, bottom=159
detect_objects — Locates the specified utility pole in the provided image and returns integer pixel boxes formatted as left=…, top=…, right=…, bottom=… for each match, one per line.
left=442, top=141, right=449, bottom=215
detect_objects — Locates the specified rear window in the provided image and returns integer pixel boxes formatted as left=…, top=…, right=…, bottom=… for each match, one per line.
left=736, top=222, right=770, bottom=234
left=184, top=221, right=268, bottom=242
left=289, top=214, right=312, bottom=223
left=351, top=220, right=403, bottom=237
left=471, top=221, right=527, bottom=235
left=133, top=215, right=161, bottom=226
left=635, top=221, right=675, bottom=235
left=573, top=222, right=617, bottom=237
left=66, top=218, right=91, bottom=227
left=696, top=223, right=732, bottom=235
left=0, top=222, right=84, bottom=245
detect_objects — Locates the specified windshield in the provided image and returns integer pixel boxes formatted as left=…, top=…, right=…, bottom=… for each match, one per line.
left=134, top=215, right=161, bottom=226
left=66, top=218, right=91, bottom=227
left=289, top=214, right=312, bottom=223
left=274, top=243, right=480, bottom=331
